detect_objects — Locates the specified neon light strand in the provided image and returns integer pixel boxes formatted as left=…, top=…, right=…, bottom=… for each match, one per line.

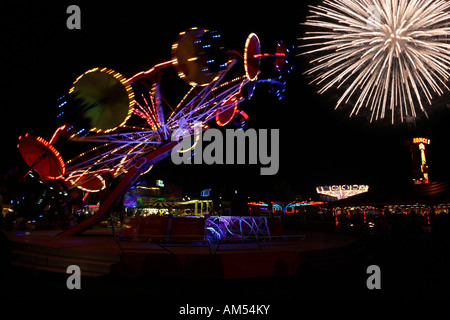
left=23, top=31, right=272, bottom=192
left=19, top=134, right=66, bottom=179
left=124, top=60, right=175, bottom=85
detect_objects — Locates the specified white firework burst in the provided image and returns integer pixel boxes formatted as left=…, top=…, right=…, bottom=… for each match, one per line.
left=299, top=0, right=450, bottom=123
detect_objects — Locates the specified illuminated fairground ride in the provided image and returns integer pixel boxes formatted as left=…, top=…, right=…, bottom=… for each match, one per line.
left=17, top=28, right=294, bottom=236
left=316, top=185, right=369, bottom=201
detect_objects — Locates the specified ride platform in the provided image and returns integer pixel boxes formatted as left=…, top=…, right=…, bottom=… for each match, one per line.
left=6, top=230, right=356, bottom=279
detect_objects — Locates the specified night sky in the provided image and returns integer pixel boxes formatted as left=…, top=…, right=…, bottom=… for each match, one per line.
left=2, top=1, right=450, bottom=200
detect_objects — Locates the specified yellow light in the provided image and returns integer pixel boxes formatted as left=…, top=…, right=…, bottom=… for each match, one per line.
left=69, top=67, right=135, bottom=134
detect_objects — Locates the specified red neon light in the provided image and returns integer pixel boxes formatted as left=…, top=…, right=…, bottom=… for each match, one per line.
left=253, top=53, right=286, bottom=58
left=125, top=60, right=175, bottom=85
left=18, top=134, right=65, bottom=180
left=248, top=201, right=267, bottom=206
left=49, top=125, right=67, bottom=145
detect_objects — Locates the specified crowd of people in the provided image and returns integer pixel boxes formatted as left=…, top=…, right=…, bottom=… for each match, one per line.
left=282, top=207, right=450, bottom=245
left=2, top=187, right=450, bottom=250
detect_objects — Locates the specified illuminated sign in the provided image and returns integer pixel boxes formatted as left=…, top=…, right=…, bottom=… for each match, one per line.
left=200, top=189, right=210, bottom=197
left=412, top=137, right=430, bottom=145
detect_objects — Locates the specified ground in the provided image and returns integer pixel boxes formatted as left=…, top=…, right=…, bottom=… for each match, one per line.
left=1, top=230, right=449, bottom=304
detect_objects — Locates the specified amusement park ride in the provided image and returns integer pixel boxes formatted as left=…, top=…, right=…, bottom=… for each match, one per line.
left=16, top=28, right=294, bottom=236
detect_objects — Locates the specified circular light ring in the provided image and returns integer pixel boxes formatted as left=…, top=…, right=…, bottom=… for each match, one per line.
left=233, top=109, right=249, bottom=129
left=316, top=184, right=369, bottom=199
left=172, top=124, right=209, bottom=154
left=17, top=133, right=65, bottom=180
left=140, top=164, right=154, bottom=176
left=244, top=33, right=261, bottom=81
left=215, top=94, right=243, bottom=126
left=69, top=67, right=135, bottom=133
left=67, top=171, right=106, bottom=193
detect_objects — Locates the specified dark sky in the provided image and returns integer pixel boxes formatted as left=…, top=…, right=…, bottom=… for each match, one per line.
left=2, top=1, right=450, bottom=199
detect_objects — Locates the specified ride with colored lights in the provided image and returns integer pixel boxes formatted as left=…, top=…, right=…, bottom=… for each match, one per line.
left=16, top=28, right=294, bottom=236
left=316, top=185, right=369, bottom=200
left=406, top=137, right=431, bottom=185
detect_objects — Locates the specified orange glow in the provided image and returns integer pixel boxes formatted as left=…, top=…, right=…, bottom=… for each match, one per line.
left=412, top=137, right=431, bottom=145
left=215, top=94, right=242, bottom=126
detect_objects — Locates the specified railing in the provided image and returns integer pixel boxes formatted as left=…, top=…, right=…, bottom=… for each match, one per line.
left=117, top=215, right=305, bottom=255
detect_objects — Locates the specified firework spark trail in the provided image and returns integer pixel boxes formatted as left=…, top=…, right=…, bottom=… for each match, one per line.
left=299, top=0, right=450, bottom=123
